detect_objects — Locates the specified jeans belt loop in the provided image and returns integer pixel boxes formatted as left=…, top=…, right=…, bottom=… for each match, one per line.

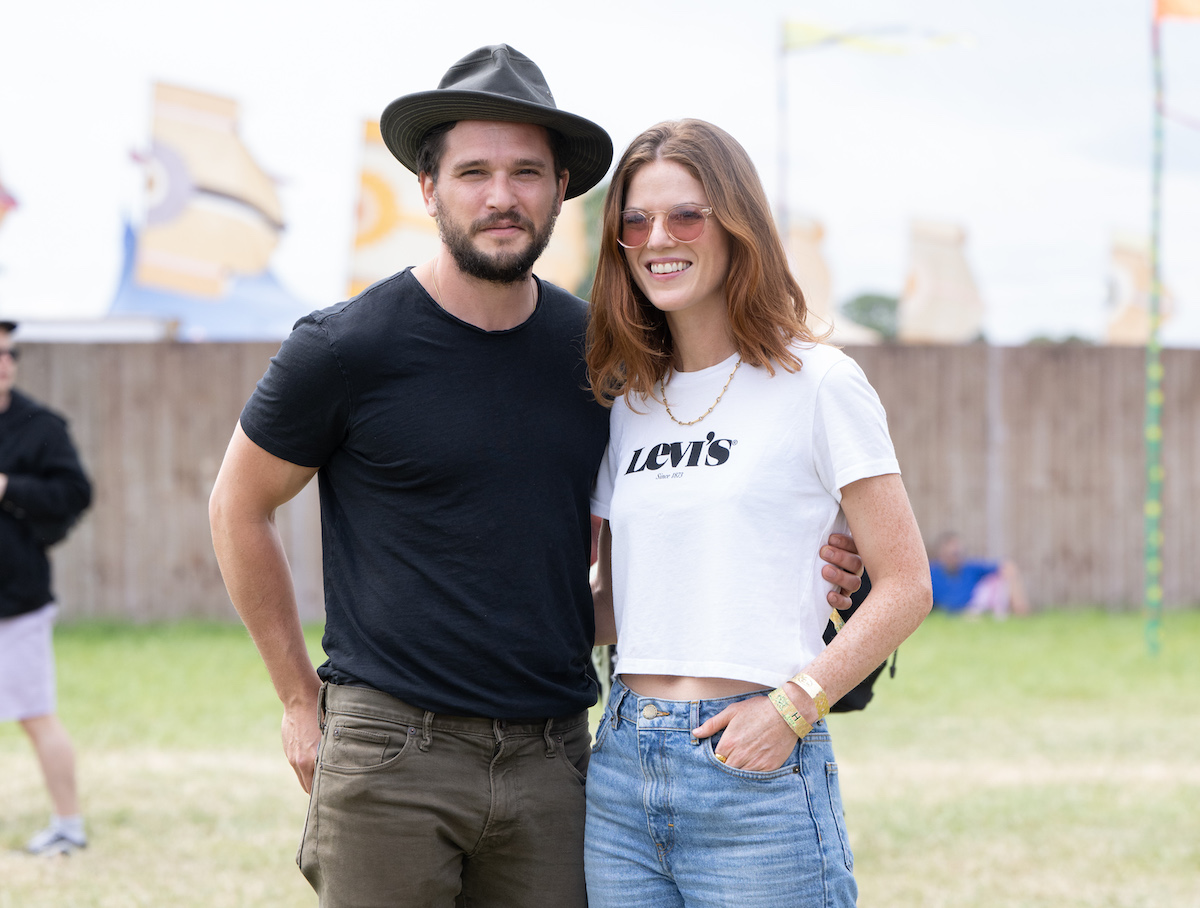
left=544, top=719, right=556, bottom=758
left=317, top=682, right=329, bottom=732
left=690, top=700, right=701, bottom=745
left=611, top=683, right=630, bottom=730
left=420, top=710, right=434, bottom=752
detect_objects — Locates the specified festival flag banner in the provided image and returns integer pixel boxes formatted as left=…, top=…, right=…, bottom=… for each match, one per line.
left=0, top=176, right=16, bottom=231
left=784, top=217, right=879, bottom=344
left=897, top=220, right=985, bottom=343
left=1156, top=0, right=1200, bottom=20
left=110, top=82, right=309, bottom=340
left=348, top=120, right=440, bottom=297
left=134, top=83, right=284, bottom=297
left=1106, top=233, right=1174, bottom=344
left=783, top=20, right=904, bottom=53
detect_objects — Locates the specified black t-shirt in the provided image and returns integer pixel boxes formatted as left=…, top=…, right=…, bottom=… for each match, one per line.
left=240, top=268, right=609, bottom=717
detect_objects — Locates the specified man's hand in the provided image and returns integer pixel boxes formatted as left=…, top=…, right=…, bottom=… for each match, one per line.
left=821, top=533, right=863, bottom=610
left=210, top=423, right=323, bottom=791
left=282, top=688, right=323, bottom=793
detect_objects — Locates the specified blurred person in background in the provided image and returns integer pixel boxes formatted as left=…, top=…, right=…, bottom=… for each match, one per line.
left=928, top=530, right=1030, bottom=617
left=0, top=320, right=93, bottom=855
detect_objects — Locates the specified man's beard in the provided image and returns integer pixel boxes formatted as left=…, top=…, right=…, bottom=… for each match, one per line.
left=437, top=201, right=558, bottom=285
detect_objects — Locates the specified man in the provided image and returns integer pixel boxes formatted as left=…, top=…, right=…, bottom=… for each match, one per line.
left=209, top=45, right=864, bottom=906
left=0, top=320, right=92, bottom=855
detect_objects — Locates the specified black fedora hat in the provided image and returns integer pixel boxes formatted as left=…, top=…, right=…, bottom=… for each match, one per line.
left=380, top=44, right=612, bottom=200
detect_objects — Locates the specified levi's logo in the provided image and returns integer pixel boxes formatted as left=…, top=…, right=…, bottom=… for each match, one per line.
left=624, top=431, right=736, bottom=477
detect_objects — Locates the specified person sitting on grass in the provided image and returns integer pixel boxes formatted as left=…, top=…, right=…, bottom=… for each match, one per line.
left=929, top=530, right=1030, bottom=618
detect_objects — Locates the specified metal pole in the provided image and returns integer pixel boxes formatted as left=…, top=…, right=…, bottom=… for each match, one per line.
left=778, top=24, right=790, bottom=240
left=1144, top=16, right=1165, bottom=655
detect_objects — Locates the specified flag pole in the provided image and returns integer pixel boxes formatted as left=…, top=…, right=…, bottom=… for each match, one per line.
left=778, top=22, right=790, bottom=242
left=1144, top=12, right=1166, bottom=655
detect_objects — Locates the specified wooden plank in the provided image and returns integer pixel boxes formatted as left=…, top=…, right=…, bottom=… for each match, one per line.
left=14, top=342, right=1199, bottom=616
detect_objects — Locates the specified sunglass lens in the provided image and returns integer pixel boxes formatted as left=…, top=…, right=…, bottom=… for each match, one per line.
left=667, top=207, right=707, bottom=241
left=620, top=211, right=650, bottom=246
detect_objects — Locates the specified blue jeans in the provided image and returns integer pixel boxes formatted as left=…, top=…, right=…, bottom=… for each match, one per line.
left=584, top=679, right=857, bottom=908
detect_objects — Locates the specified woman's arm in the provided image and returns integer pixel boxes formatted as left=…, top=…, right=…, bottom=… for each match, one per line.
left=692, top=472, right=930, bottom=772
left=790, top=472, right=931, bottom=708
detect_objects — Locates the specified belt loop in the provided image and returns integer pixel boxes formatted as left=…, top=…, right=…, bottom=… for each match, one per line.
left=611, top=682, right=630, bottom=730
left=544, top=719, right=556, bottom=758
left=317, top=682, right=329, bottom=733
left=690, top=700, right=701, bottom=746
left=420, top=710, right=434, bottom=752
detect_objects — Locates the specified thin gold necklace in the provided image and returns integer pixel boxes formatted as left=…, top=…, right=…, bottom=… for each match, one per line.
left=431, top=257, right=535, bottom=312
left=662, top=356, right=742, bottom=426
left=432, top=257, right=444, bottom=303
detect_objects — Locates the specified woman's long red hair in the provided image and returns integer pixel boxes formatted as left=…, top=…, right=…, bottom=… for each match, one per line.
left=586, top=119, right=819, bottom=407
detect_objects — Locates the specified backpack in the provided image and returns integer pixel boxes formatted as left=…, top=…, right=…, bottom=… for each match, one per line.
left=823, top=571, right=898, bottom=712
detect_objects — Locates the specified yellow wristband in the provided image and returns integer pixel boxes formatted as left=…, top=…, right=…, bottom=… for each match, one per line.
left=768, top=688, right=813, bottom=739
left=790, top=673, right=831, bottom=719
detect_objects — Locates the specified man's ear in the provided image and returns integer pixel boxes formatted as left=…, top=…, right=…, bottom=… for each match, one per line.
left=554, top=170, right=570, bottom=215
left=420, top=172, right=438, bottom=217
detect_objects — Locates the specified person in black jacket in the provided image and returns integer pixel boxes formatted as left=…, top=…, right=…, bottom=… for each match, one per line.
left=0, top=321, right=92, bottom=855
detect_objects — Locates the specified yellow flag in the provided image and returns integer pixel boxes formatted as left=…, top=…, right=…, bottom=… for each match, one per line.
left=782, top=20, right=969, bottom=54
left=782, top=21, right=905, bottom=54
left=1157, top=0, right=1200, bottom=19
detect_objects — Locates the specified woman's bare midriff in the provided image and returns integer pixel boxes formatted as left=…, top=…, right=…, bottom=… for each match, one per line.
left=619, top=674, right=770, bottom=701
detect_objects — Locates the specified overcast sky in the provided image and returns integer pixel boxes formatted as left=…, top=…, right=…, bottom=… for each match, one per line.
left=2, top=0, right=1198, bottom=344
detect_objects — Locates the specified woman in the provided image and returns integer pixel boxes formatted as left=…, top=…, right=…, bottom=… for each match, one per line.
left=584, top=120, right=931, bottom=907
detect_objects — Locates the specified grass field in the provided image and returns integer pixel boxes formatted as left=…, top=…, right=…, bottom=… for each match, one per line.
left=1, top=611, right=1198, bottom=907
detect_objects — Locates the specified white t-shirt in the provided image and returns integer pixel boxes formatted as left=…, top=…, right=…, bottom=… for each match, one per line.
left=590, top=342, right=900, bottom=688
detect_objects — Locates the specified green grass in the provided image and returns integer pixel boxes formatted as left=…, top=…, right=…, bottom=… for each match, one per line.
left=1, top=611, right=1198, bottom=907
left=830, top=611, right=1200, bottom=907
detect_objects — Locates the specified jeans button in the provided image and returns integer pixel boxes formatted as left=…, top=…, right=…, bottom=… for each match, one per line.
left=642, top=704, right=658, bottom=720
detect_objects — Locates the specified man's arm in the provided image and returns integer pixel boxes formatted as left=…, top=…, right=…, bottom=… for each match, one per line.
left=209, top=422, right=322, bottom=792
left=821, top=532, right=863, bottom=609
left=591, top=518, right=616, bottom=646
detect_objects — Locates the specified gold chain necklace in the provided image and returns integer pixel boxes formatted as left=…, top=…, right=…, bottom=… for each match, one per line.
left=662, top=356, right=742, bottom=426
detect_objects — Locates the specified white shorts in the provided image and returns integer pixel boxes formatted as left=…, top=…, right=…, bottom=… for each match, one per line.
left=0, top=603, right=59, bottom=722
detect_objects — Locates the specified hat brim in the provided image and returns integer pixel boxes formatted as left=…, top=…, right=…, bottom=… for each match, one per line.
left=380, top=90, right=613, bottom=201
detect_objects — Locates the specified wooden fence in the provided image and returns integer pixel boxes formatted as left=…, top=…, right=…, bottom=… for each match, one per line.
left=14, top=342, right=1200, bottom=620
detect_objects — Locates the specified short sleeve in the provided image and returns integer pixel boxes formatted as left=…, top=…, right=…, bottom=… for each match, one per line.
left=589, top=403, right=620, bottom=520
left=811, top=357, right=899, bottom=500
left=239, top=316, right=351, bottom=468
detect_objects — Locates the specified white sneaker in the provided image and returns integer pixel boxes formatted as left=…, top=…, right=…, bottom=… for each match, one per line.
left=26, top=825, right=87, bottom=856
